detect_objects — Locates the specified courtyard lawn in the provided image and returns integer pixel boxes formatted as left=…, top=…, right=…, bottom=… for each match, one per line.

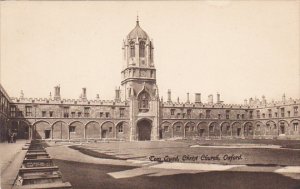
left=68, top=139, right=300, bottom=166
left=53, top=159, right=300, bottom=189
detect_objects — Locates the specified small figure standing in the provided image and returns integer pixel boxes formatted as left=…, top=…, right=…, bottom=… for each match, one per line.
left=7, top=129, right=11, bottom=143
left=10, top=132, right=14, bottom=143
left=13, top=131, right=17, bottom=143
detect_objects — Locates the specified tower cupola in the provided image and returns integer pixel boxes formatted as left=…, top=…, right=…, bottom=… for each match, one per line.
left=127, top=17, right=149, bottom=40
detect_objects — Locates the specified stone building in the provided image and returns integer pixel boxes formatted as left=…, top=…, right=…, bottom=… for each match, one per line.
left=1, top=19, right=300, bottom=141
left=0, top=84, right=11, bottom=141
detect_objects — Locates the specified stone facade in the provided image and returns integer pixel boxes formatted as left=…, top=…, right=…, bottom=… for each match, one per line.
left=2, top=19, right=300, bottom=141
left=0, top=84, right=11, bottom=142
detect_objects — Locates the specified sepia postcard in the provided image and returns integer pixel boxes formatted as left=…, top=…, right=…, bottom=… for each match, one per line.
left=0, top=1, right=299, bottom=189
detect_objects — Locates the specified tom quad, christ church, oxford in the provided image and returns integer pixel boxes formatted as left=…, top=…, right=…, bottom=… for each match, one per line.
left=0, top=19, right=299, bottom=142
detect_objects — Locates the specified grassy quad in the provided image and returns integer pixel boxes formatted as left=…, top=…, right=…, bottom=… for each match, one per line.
left=70, top=139, right=300, bottom=166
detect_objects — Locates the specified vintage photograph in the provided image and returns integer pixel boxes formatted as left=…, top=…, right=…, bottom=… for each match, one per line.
left=0, top=1, right=299, bottom=189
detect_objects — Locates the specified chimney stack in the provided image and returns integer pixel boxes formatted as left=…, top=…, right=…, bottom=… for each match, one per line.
left=167, top=89, right=172, bottom=102
left=244, top=99, right=248, bottom=105
left=96, top=94, right=100, bottom=100
left=195, top=93, right=201, bottom=103
left=81, top=88, right=87, bottom=100
left=186, top=93, right=190, bottom=103
left=208, top=94, right=213, bottom=104
left=115, top=87, right=121, bottom=102
left=54, top=85, right=61, bottom=100
left=20, top=90, right=24, bottom=99
left=217, top=93, right=221, bottom=103
left=249, top=98, right=253, bottom=105
left=282, top=93, right=286, bottom=103
left=262, top=95, right=266, bottom=104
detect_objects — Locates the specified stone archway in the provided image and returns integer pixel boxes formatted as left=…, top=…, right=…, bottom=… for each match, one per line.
left=137, top=119, right=152, bottom=141
left=86, top=121, right=100, bottom=139
left=69, top=121, right=84, bottom=139
left=52, top=121, right=68, bottom=139
left=244, top=122, right=253, bottom=138
left=34, top=121, right=51, bottom=139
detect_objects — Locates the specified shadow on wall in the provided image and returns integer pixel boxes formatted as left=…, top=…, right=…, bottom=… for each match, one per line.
left=10, top=106, right=30, bottom=140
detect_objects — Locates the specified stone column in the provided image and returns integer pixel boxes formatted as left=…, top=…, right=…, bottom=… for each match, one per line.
left=67, top=125, right=70, bottom=140
left=183, top=124, right=186, bottom=139
left=84, top=125, right=86, bottom=139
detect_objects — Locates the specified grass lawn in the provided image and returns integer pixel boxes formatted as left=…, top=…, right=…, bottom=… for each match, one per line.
left=69, top=139, right=300, bottom=166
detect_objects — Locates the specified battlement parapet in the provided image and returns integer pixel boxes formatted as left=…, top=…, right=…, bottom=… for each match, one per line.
left=10, top=97, right=128, bottom=106
left=249, top=98, right=300, bottom=109
left=162, top=101, right=250, bottom=109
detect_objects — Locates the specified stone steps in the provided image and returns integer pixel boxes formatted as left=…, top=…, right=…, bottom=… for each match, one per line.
left=13, top=141, right=72, bottom=189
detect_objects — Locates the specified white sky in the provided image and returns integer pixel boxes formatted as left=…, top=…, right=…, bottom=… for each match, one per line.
left=0, top=1, right=299, bottom=104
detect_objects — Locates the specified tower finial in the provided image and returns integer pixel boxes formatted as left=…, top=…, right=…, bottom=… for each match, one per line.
left=136, top=12, right=139, bottom=26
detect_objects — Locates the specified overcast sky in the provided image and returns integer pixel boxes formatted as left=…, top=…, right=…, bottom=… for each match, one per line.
left=0, top=1, right=299, bottom=104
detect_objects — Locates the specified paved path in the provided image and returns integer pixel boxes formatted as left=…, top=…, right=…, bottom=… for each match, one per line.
left=0, top=140, right=28, bottom=189
left=0, top=140, right=27, bottom=174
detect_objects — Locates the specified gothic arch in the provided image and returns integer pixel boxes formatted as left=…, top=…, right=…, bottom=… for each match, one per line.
left=254, top=121, right=265, bottom=136
left=11, top=120, right=30, bottom=139
left=136, top=118, right=153, bottom=123
left=278, top=120, right=289, bottom=135
left=33, top=121, right=51, bottom=140
left=137, top=119, right=152, bottom=141
left=19, top=120, right=31, bottom=126
left=278, top=120, right=289, bottom=125
left=184, top=121, right=197, bottom=138
left=101, top=121, right=115, bottom=139
left=265, top=120, right=277, bottom=135
left=161, top=121, right=172, bottom=139
left=52, top=121, right=68, bottom=139
left=220, top=122, right=231, bottom=136
left=290, top=119, right=300, bottom=135
left=243, top=122, right=253, bottom=137
left=116, top=121, right=129, bottom=140
left=290, top=119, right=300, bottom=124
left=69, top=121, right=85, bottom=126
left=232, top=122, right=242, bottom=137
left=208, top=122, right=219, bottom=137
left=231, top=121, right=242, bottom=127
left=197, top=122, right=208, bottom=137
left=85, top=121, right=100, bottom=127
left=172, top=121, right=184, bottom=138
left=85, top=121, right=100, bottom=139
left=161, top=121, right=171, bottom=125
left=33, top=120, right=51, bottom=127
left=51, top=120, right=67, bottom=127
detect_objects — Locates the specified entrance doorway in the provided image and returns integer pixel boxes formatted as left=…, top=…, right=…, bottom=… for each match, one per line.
left=199, top=129, right=205, bottom=137
left=237, top=128, right=241, bottom=136
left=102, top=130, right=107, bottom=138
left=137, top=119, right=152, bottom=141
left=280, top=125, right=285, bottom=134
left=45, top=130, right=51, bottom=139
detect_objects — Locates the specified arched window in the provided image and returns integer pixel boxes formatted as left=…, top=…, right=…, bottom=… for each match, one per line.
left=138, top=91, right=150, bottom=112
left=139, top=41, right=145, bottom=57
left=130, top=42, right=135, bottom=57
left=117, top=124, right=123, bottom=132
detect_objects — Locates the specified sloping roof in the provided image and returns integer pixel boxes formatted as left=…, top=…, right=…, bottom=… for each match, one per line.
left=127, top=20, right=148, bottom=40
